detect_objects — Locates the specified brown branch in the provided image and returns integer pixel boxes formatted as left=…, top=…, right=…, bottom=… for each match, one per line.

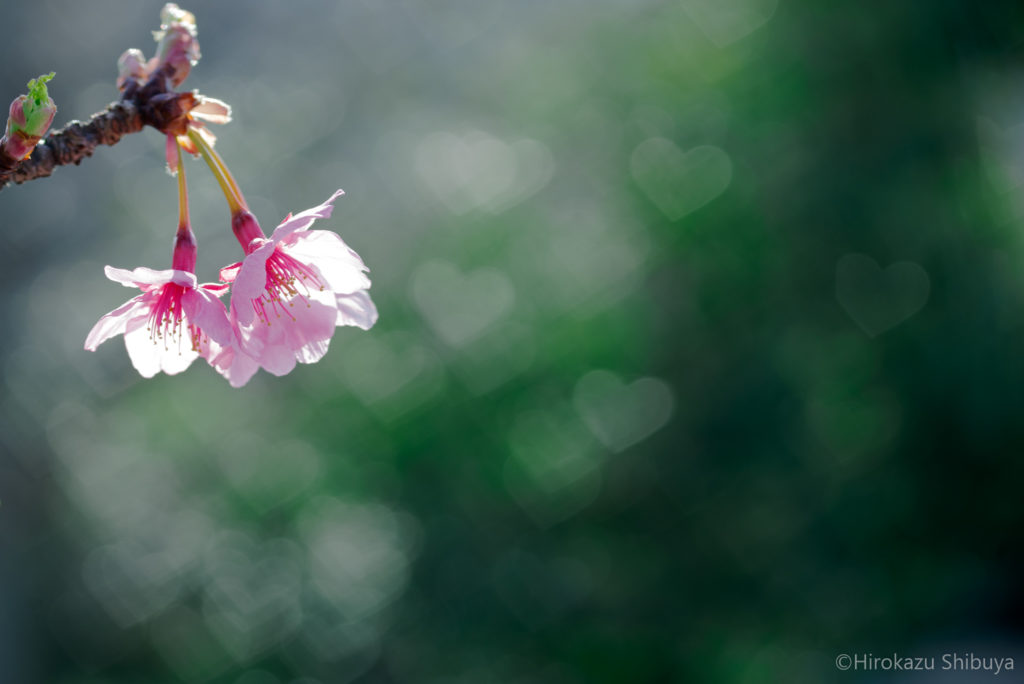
left=0, top=102, right=143, bottom=188
left=0, top=67, right=195, bottom=191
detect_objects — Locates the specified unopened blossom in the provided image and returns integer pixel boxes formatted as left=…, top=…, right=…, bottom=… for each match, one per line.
left=2, top=73, right=57, bottom=161
left=212, top=190, right=378, bottom=387
left=116, top=49, right=149, bottom=91
left=152, top=3, right=200, bottom=87
left=116, top=3, right=199, bottom=91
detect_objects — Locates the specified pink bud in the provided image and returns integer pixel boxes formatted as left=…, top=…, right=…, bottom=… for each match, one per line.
left=152, top=4, right=200, bottom=87
left=117, top=48, right=151, bottom=91
left=8, top=97, right=26, bottom=129
left=2, top=73, right=57, bottom=161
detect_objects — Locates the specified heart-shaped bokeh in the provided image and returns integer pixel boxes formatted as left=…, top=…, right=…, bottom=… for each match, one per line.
left=416, top=130, right=554, bottom=214
left=412, top=260, right=516, bottom=347
left=573, top=370, right=675, bottom=452
left=630, top=138, right=732, bottom=221
left=835, top=253, right=930, bottom=337
left=503, top=409, right=605, bottom=527
left=680, top=0, right=778, bottom=47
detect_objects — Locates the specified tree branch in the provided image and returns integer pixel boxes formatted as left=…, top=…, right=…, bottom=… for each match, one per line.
left=0, top=68, right=193, bottom=192
left=0, top=102, right=143, bottom=189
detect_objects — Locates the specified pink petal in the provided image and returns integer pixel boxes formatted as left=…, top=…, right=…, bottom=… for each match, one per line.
left=229, top=242, right=276, bottom=325
left=84, top=295, right=149, bottom=350
left=122, top=316, right=199, bottom=378
left=201, top=282, right=231, bottom=297
left=335, top=290, right=378, bottom=331
left=103, top=266, right=196, bottom=290
left=270, top=189, right=345, bottom=242
left=232, top=312, right=266, bottom=359
left=283, top=230, right=371, bottom=295
left=210, top=344, right=260, bottom=388
left=196, top=329, right=227, bottom=366
left=166, top=133, right=179, bottom=174
left=179, top=133, right=199, bottom=157
left=123, top=323, right=160, bottom=378
left=219, top=262, right=242, bottom=283
left=258, top=336, right=300, bottom=376
left=236, top=297, right=337, bottom=373
left=191, top=97, right=232, bottom=124
left=181, top=288, right=232, bottom=346
left=169, top=270, right=198, bottom=288
left=195, top=121, right=217, bottom=147
left=104, top=266, right=173, bottom=289
left=280, top=299, right=337, bottom=366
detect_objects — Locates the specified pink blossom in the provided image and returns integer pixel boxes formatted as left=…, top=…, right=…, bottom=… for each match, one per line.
left=84, top=265, right=232, bottom=379
left=212, top=189, right=378, bottom=387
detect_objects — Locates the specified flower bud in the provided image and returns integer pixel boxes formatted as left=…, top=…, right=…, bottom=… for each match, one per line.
left=152, top=4, right=200, bottom=87
left=2, top=73, right=57, bottom=161
left=117, top=48, right=150, bottom=91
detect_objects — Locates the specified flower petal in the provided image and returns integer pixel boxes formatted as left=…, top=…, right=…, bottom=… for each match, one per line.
left=258, top=336, right=299, bottom=376
left=270, top=189, right=345, bottom=242
left=284, top=230, right=371, bottom=295
left=191, top=97, right=232, bottom=124
left=335, top=290, right=378, bottom=331
left=229, top=241, right=276, bottom=325
left=201, top=282, right=231, bottom=297
left=179, top=133, right=199, bottom=157
left=166, top=133, right=180, bottom=174
left=211, top=344, right=261, bottom=388
left=125, top=317, right=199, bottom=378
left=169, top=270, right=198, bottom=288
left=236, top=297, right=337, bottom=373
left=123, top=317, right=197, bottom=378
left=189, top=120, right=218, bottom=148
left=103, top=266, right=196, bottom=290
left=181, top=288, right=232, bottom=346
left=84, top=295, right=148, bottom=350
left=104, top=266, right=174, bottom=289
left=219, top=262, right=242, bottom=283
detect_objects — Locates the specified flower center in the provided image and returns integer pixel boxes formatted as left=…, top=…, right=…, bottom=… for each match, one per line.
left=146, top=283, right=203, bottom=352
left=251, top=248, right=325, bottom=325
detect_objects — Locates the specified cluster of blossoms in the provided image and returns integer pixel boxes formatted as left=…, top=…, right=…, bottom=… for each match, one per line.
left=74, top=5, right=377, bottom=387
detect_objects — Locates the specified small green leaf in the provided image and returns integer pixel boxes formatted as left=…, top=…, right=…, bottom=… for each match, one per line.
left=26, top=72, right=55, bottom=109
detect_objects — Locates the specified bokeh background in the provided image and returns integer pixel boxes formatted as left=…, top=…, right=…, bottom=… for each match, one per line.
left=2, top=1, right=1024, bottom=682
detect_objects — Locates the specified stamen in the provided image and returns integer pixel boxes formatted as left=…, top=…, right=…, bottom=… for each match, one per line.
left=146, top=283, right=190, bottom=348
left=250, top=249, right=326, bottom=325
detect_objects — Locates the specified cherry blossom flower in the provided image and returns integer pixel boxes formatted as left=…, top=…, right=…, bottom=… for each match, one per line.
left=211, top=190, right=378, bottom=387
left=178, top=126, right=378, bottom=387
left=85, top=140, right=232, bottom=379
left=84, top=264, right=231, bottom=378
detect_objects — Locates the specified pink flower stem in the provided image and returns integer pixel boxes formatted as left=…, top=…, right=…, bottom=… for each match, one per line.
left=171, top=139, right=197, bottom=272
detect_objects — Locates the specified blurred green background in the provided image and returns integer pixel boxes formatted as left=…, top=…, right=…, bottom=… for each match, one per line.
left=3, top=1, right=1024, bottom=682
